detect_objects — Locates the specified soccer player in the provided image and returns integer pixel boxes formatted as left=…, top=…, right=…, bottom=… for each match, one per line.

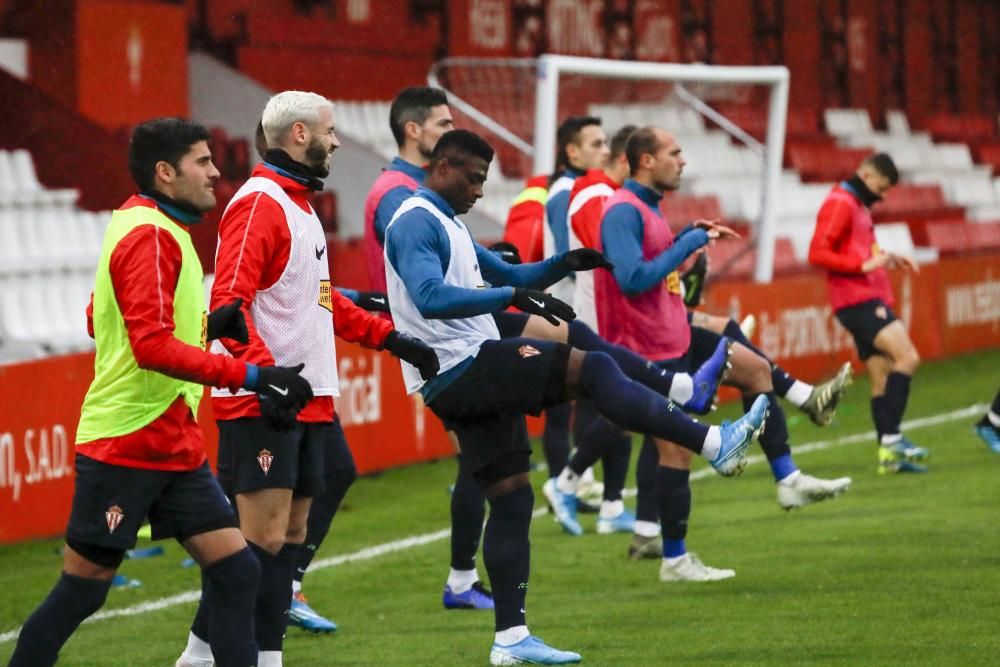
left=573, top=127, right=851, bottom=580
left=176, top=91, right=439, bottom=667
left=384, top=129, right=768, bottom=664
left=9, top=118, right=318, bottom=667
left=539, top=116, right=612, bottom=516
left=975, top=388, right=1000, bottom=453
left=502, top=173, right=548, bottom=264
left=808, top=153, right=929, bottom=473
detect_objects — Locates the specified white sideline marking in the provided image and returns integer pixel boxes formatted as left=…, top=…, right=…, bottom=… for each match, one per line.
left=0, top=402, right=986, bottom=645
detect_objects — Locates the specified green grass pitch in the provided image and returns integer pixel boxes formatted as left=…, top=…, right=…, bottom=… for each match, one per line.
left=2, top=348, right=998, bottom=666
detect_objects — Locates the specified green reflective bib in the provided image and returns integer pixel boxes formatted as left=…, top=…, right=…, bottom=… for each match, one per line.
left=76, top=205, right=206, bottom=444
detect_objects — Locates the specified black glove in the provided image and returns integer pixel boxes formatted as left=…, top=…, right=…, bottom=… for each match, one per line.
left=384, top=330, right=440, bottom=381
left=254, top=363, right=314, bottom=409
left=681, top=252, right=708, bottom=307
left=489, top=241, right=523, bottom=265
left=510, top=288, right=576, bottom=325
left=561, top=248, right=614, bottom=272
left=354, top=291, right=391, bottom=313
left=207, top=298, right=248, bottom=343
left=258, top=396, right=300, bottom=432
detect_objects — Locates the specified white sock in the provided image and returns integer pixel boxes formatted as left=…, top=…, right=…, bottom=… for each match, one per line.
left=668, top=373, right=694, bottom=404
left=777, top=469, right=802, bottom=485
left=580, top=466, right=596, bottom=484
left=701, top=428, right=722, bottom=461
left=291, top=579, right=302, bottom=594
left=182, top=631, right=213, bottom=661
left=664, top=553, right=688, bottom=566
left=495, top=625, right=530, bottom=646
left=881, top=433, right=902, bottom=445
left=555, top=467, right=579, bottom=495
left=634, top=520, right=660, bottom=538
left=599, top=499, right=624, bottom=519
left=785, top=380, right=813, bottom=407
left=447, top=567, right=479, bottom=594
left=988, top=409, right=1000, bottom=428
left=258, top=651, right=282, bottom=667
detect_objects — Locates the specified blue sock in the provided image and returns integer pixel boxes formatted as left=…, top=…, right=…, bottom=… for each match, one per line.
left=451, top=454, right=486, bottom=571
left=579, top=351, right=709, bottom=453
left=569, top=320, right=675, bottom=397
left=542, top=403, right=572, bottom=476
left=657, top=466, right=691, bottom=558
left=9, top=573, right=112, bottom=667
left=635, top=437, right=660, bottom=524
left=482, top=484, right=534, bottom=632
left=769, top=453, right=798, bottom=482
left=204, top=547, right=261, bottom=667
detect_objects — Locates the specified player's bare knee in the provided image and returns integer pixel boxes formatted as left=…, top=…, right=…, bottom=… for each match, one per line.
left=730, top=344, right=771, bottom=392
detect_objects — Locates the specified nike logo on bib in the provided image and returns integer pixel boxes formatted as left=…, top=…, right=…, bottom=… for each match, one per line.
left=315, top=245, right=326, bottom=260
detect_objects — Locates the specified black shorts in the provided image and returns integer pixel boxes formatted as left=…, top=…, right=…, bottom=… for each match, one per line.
left=493, top=311, right=530, bottom=339
left=217, top=418, right=328, bottom=497
left=429, top=337, right=571, bottom=472
left=835, top=298, right=897, bottom=360
left=656, top=325, right=724, bottom=374
left=65, top=454, right=236, bottom=550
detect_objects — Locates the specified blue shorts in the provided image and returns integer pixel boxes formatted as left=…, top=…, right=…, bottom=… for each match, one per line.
left=216, top=418, right=329, bottom=497
left=429, top=337, right=571, bottom=472
left=65, top=454, right=236, bottom=550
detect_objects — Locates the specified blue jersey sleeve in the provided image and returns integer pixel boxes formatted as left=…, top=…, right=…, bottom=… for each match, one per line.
left=374, top=185, right=416, bottom=245
left=601, top=204, right=710, bottom=297
left=476, top=243, right=568, bottom=289
left=337, top=287, right=360, bottom=303
left=386, top=211, right=514, bottom=319
left=545, top=189, right=571, bottom=256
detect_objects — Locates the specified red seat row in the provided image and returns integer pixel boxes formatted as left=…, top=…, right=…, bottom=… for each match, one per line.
left=925, top=221, right=1000, bottom=256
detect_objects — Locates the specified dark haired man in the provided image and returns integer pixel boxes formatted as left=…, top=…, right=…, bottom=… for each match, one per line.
left=809, top=152, right=928, bottom=473
left=385, top=129, right=767, bottom=665
left=10, top=118, right=315, bottom=667
left=594, top=127, right=851, bottom=582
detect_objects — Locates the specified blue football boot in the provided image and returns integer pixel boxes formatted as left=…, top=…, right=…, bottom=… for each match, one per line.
left=683, top=336, right=732, bottom=414
left=711, top=394, right=768, bottom=476
left=489, top=636, right=582, bottom=665
left=442, top=581, right=495, bottom=610
left=288, top=591, right=338, bottom=633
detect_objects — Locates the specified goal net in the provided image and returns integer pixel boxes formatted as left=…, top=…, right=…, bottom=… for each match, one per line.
left=428, top=55, right=790, bottom=283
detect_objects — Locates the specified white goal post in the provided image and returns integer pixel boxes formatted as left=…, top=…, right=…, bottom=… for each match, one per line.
left=430, top=54, right=790, bottom=283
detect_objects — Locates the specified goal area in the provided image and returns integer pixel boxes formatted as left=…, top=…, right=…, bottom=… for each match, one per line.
left=429, top=54, right=790, bottom=283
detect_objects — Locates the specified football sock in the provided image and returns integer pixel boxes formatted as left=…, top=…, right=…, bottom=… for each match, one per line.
left=870, top=395, right=891, bottom=443
left=181, top=630, right=214, bottom=662
left=295, top=465, right=356, bottom=585
left=248, top=541, right=295, bottom=653
left=600, top=499, right=625, bottom=519
left=542, top=403, right=572, bottom=477
left=657, top=466, right=691, bottom=559
left=882, top=371, right=912, bottom=440
left=569, top=402, right=632, bottom=502
left=451, top=454, right=486, bottom=572
left=483, top=484, right=533, bottom=633
left=668, top=373, right=694, bottom=404
left=634, top=437, right=660, bottom=526
left=599, top=427, right=632, bottom=502
left=771, top=455, right=800, bottom=484
left=745, top=392, right=791, bottom=465
left=784, top=380, right=813, bottom=407
left=568, top=320, right=676, bottom=397
left=258, top=651, right=282, bottom=667
left=8, top=572, right=112, bottom=667
left=495, top=625, right=530, bottom=646
left=579, top=351, right=709, bottom=454
left=204, top=546, right=261, bottom=667
left=555, top=466, right=579, bottom=495
left=188, top=573, right=211, bottom=647
left=447, top=567, right=480, bottom=594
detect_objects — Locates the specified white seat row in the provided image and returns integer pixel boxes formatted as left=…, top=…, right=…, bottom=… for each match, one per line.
left=0, top=273, right=95, bottom=355
left=0, top=149, right=80, bottom=206
left=0, top=206, right=109, bottom=274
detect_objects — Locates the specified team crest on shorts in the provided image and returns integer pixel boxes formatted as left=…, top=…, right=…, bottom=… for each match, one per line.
left=518, top=345, right=541, bottom=358
left=875, top=305, right=888, bottom=319
left=257, top=449, right=274, bottom=475
left=105, top=505, right=124, bottom=534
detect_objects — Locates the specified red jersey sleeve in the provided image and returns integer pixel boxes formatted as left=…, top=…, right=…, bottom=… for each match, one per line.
left=211, top=192, right=291, bottom=365
left=808, top=197, right=865, bottom=273
left=331, top=287, right=393, bottom=348
left=108, top=225, right=247, bottom=392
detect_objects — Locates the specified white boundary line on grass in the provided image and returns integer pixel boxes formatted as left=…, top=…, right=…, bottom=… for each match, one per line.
left=0, top=402, right=986, bottom=645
